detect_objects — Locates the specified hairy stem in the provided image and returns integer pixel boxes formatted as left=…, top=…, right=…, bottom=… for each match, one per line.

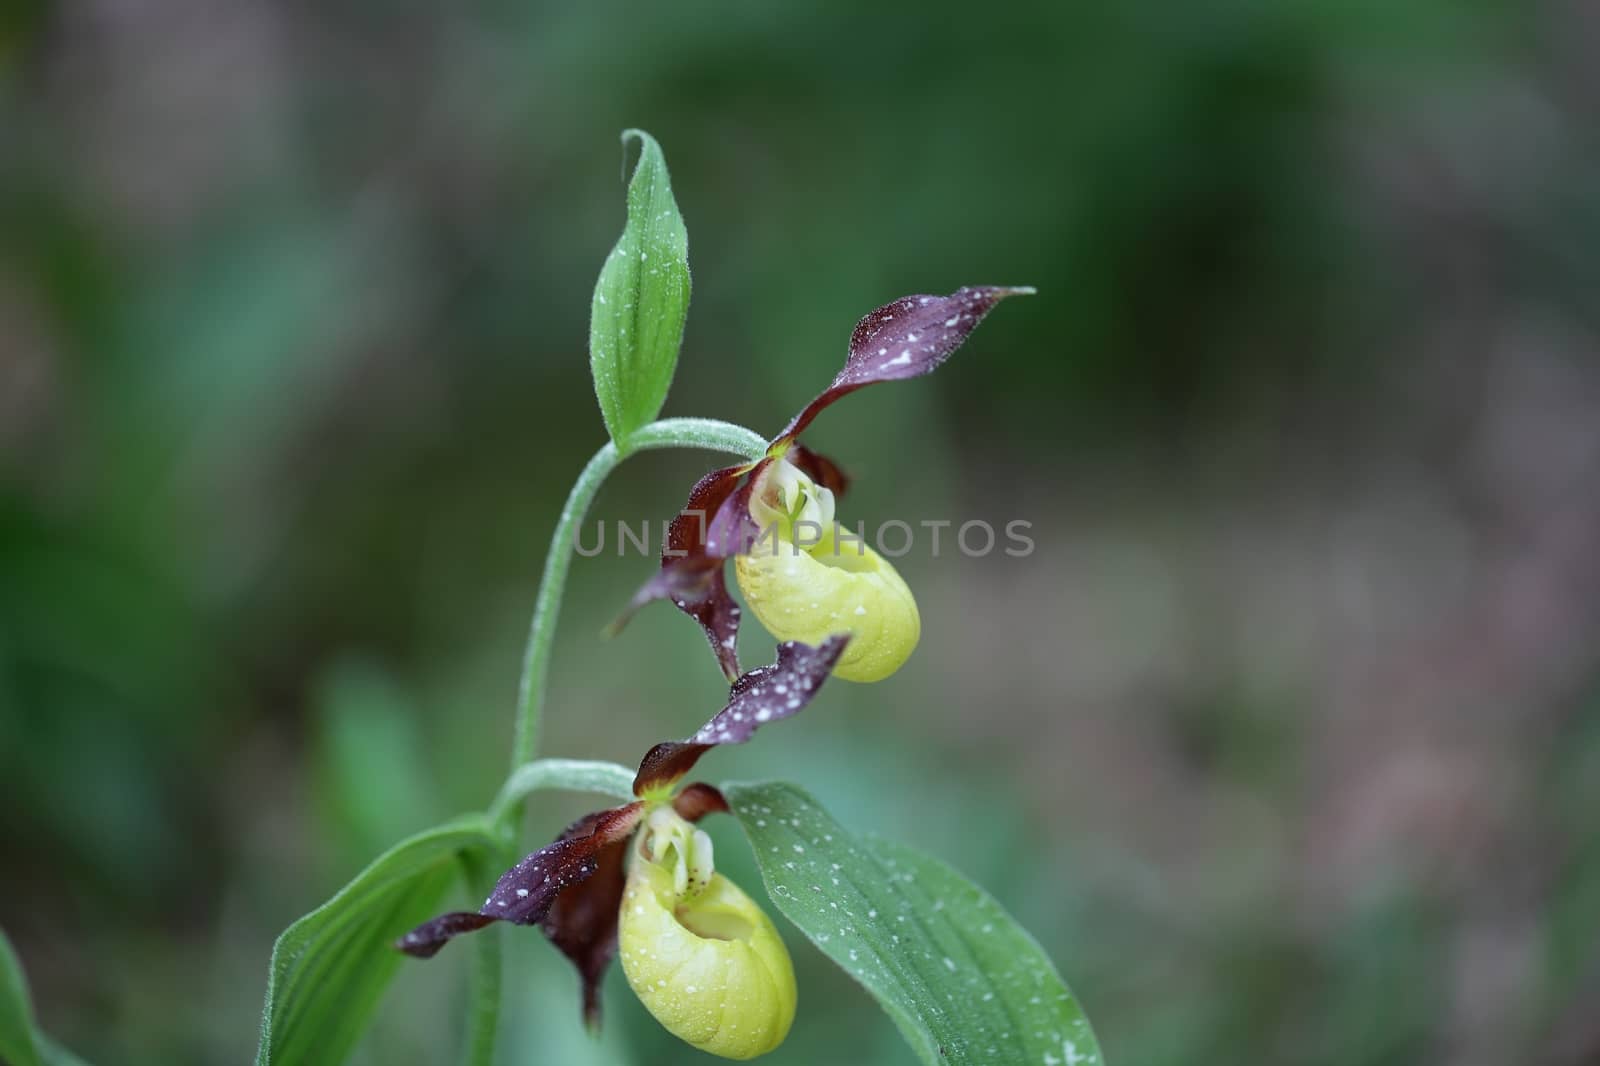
left=508, top=417, right=767, bottom=778
left=489, top=758, right=638, bottom=824
left=463, top=419, right=762, bottom=1066
left=461, top=849, right=506, bottom=1066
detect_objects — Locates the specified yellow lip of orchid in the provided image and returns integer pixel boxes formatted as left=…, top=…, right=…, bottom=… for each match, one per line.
left=733, top=458, right=920, bottom=683
left=734, top=535, right=919, bottom=684
left=619, top=808, right=797, bottom=1060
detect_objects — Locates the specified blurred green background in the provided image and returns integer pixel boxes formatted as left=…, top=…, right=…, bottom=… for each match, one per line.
left=4, top=1, right=1600, bottom=1063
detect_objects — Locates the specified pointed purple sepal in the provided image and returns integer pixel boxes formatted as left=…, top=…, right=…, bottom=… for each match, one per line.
left=395, top=911, right=497, bottom=959
left=777, top=286, right=1033, bottom=443
left=632, top=636, right=850, bottom=795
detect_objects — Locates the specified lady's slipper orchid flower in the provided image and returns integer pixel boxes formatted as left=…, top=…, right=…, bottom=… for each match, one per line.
left=396, top=636, right=848, bottom=1059
left=616, top=286, right=1031, bottom=683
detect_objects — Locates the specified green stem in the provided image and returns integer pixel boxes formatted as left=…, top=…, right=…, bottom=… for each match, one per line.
left=465, top=418, right=763, bottom=1066
left=458, top=758, right=635, bottom=1066
left=461, top=849, right=505, bottom=1066
left=508, top=417, right=767, bottom=779
left=489, top=758, right=638, bottom=824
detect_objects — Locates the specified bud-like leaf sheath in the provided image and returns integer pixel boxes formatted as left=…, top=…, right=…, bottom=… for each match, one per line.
left=632, top=636, right=849, bottom=796
left=589, top=130, right=691, bottom=450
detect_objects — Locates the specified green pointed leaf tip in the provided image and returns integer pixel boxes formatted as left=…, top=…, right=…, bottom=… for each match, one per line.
left=1, top=929, right=44, bottom=1066
left=589, top=129, right=691, bottom=452
left=256, top=817, right=500, bottom=1066
left=724, top=782, right=1104, bottom=1066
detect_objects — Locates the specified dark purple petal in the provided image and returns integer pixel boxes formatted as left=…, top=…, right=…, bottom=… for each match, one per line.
left=480, top=804, right=643, bottom=923
left=702, top=463, right=768, bottom=558
left=775, top=286, right=1034, bottom=444
left=633, top=636, right=850, bottom=795
left=786, top=443, right=851, bottom=497
left=671, top=782, right=730, bottom=822
left=540, top=825, right=630, bottom=1029
left=395, top=803, right=644, bottom=959
left=667, top=463, right=752, bottom=557
left=614, top=556, right=742, bottom=681
left=611, top=462, right=758, bottom=681
left=395, top=912, right=496, bottom=959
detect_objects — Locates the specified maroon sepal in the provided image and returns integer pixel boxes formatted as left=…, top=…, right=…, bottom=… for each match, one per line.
left=670, top=782, right=730, bottom=822
left=632, top=636, right=850, bottom=795
left=775, top=286, right=1033, bottom=444
left=393, top=912, right=495, bottom=958
left=394, top=802, right=644, bottom=959
left=540, top=813, right=632, bottom=1029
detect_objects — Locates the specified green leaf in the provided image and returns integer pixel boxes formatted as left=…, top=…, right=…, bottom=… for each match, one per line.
left=0, top=930, right=87, bottom=1065
left=724, top=782, right=1105, bottom=1066
left=589, top=129, right=691, bottom=451
left=1, top=928, right=44, bottom=1066
left=256, top=816, right=502, bottom=1066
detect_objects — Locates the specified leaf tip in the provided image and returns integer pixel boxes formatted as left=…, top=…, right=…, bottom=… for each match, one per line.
left=618, top=128, right=664, bottom=173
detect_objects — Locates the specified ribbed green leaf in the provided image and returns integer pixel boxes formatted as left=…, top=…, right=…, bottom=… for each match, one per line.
left=724, top=781, right=1104, bottom=1066
left=255, top=816, right=500, bottom=1065
left=589, top=129, right=690, bottom=451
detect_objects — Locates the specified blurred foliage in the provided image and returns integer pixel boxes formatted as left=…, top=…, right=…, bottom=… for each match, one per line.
left=3, top=1, right=1600, bottom=1064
